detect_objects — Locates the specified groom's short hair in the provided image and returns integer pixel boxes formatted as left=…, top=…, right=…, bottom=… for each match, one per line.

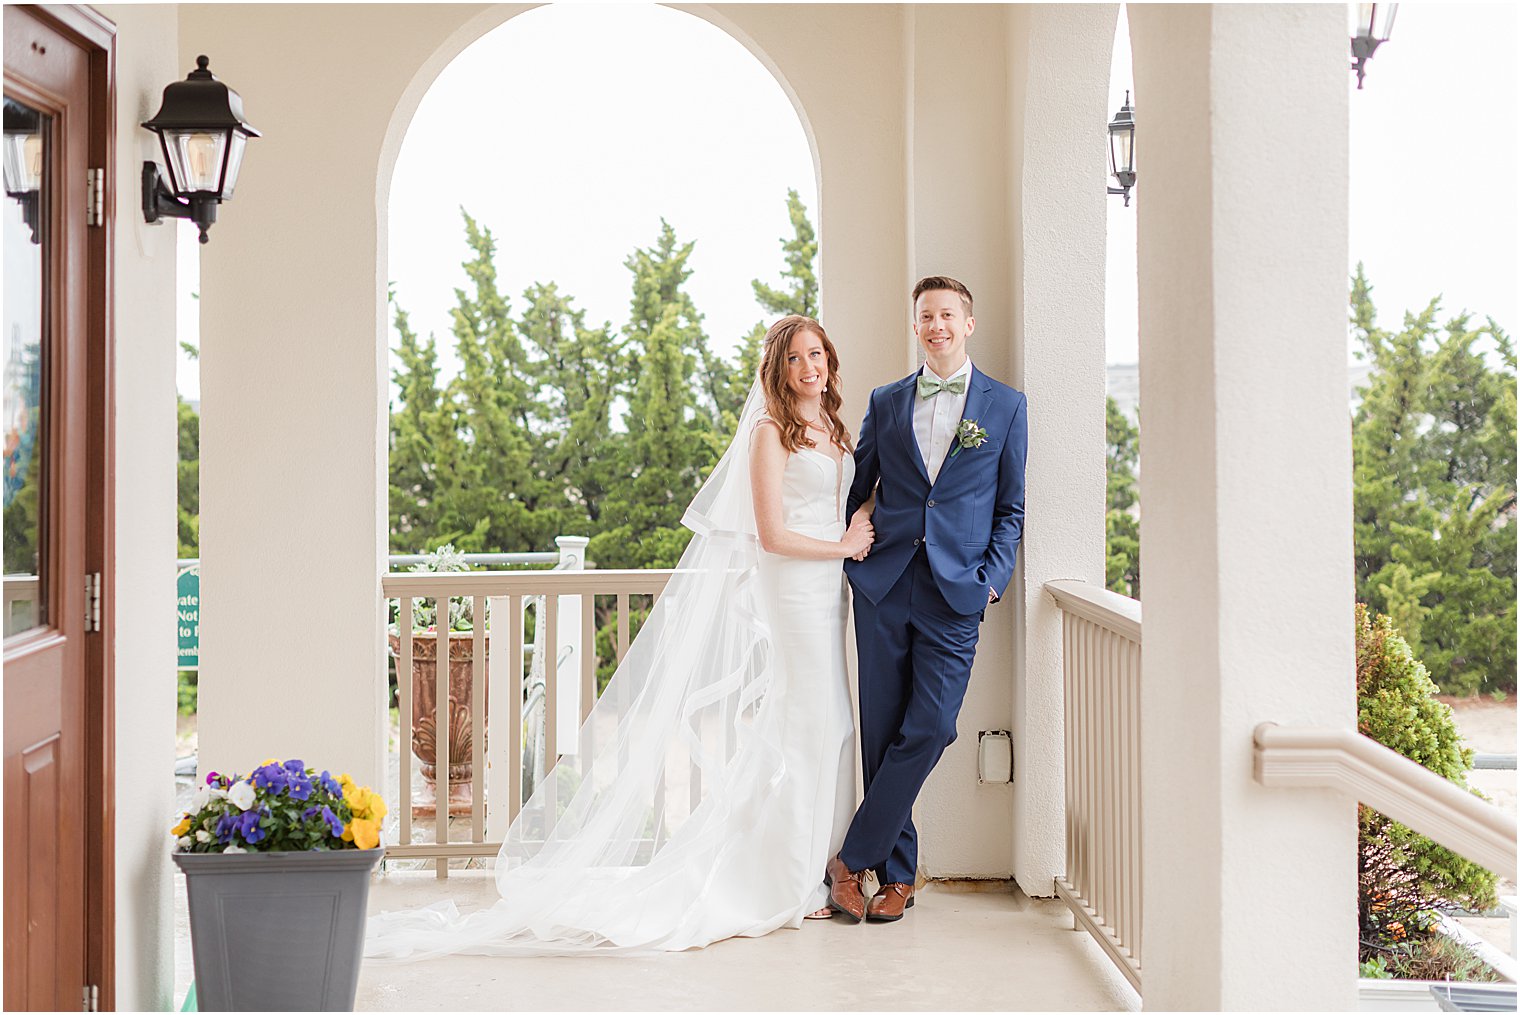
left=912, top=275, right=973, bottom=317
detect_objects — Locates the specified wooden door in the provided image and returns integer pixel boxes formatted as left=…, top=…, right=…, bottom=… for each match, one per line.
left=3, top=6, right=114, bottom=1010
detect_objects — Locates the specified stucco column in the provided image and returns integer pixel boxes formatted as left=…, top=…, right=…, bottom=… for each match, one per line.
left=1129, top=5, right=1356, bottom=1009
left=1004, top=3, right=1117, bottom=897
left=901, top=2, right=1019, bottom=879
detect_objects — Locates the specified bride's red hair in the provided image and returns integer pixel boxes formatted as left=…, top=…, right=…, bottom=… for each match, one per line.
left=758, top=316, right=853, bottom=454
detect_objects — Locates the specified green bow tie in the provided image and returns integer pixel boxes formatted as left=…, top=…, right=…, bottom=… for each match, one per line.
left=917, top=373, right=967, bottom=399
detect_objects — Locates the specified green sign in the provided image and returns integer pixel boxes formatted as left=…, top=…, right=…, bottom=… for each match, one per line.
left=177, top=565, right=199, bottom=670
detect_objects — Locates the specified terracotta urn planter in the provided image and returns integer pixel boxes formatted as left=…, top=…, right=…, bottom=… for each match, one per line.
left=387, top=632, right=488, bottom=813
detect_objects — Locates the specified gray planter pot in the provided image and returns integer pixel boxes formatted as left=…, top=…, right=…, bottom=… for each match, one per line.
left=173, top=847, right=384, bottom=1012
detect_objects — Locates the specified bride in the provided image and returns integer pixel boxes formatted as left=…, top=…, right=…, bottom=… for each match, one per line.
left=367, top=315, right=874, bottom=957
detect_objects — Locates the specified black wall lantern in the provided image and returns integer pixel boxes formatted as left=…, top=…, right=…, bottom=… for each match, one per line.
left=1351, top=3, right=1398, bottom=89
left=1107, top=91, right=1136, bottom=207
left=141, top=55, right=260, bottom=243
left=3, top=98, right=44, bottom=245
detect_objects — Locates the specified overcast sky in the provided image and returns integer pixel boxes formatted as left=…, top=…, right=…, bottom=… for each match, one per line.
left=1106, top=2, right=1518, bottom=365
left=177, top=2, right=1518, bottom=398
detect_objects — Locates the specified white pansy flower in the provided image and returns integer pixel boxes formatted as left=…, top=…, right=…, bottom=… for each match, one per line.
left=177, top=836, right=192, bottom=849
left=223, top=844, right=246, bottom=854
left=228, top=781, right=256, bottom=810
left=195, top=830, right=210, bottom=843
left=192, top=785, right=224, bottom=810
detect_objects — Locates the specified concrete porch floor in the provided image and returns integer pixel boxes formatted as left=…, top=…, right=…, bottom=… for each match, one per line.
left=353, top=872, right=1142, bottom=1011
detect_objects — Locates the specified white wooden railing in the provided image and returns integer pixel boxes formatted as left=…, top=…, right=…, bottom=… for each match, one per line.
left=1046, top=579, right=1143, bottom=992
left=1047, top=576, right=1517, bottom=1000
left=381, top=562, right=672, bottom=877
left=1254, top=724, right=1518, bottom=882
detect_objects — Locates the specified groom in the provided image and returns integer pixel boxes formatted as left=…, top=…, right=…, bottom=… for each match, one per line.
left=828, top=276, right=1028, bottom=923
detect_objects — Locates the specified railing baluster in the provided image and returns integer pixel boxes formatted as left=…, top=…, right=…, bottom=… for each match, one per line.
left=616, top=593, right=630, bottom=662
left=471, top=596, right=485, bottom=845
left=1130, top=639, right=1142, bottom=963
left=508, top=594, right=524, bottom=824
left=543, top=594, right=559, bottom=831
left=580, top=594, right=596, bottom=721
left=435, top=607, right=450, bottom=879
left=399, top=598, right=413, bottom=850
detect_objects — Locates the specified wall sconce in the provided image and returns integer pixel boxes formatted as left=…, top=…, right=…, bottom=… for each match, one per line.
left=141, top=55, right=260, bottom=244
left=1107, top=91, right=1136, bottom=207
left=3, top=98, right=44, bottom=245
left=1351, top=3, right=1398, bottom=89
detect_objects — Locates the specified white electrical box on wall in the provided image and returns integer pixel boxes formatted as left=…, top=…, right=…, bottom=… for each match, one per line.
left=977, top=729, right=1013, bottom=784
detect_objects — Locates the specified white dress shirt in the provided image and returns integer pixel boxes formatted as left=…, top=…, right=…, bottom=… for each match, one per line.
left=912, top=358, right=973, bottom=484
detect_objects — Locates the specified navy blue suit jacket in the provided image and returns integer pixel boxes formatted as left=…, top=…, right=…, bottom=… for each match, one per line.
left=844, top=366, right=1027, bottom=616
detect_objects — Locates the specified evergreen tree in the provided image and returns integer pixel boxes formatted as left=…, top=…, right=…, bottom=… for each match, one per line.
left=514, top=282, right=623, bottom=530
left=177, top=397, right=199, bottom=557
left=750, top=188, right=818, bottom=319
left=591, top=225, right=721, bottom=569
left=439, top=212, right=560, bottom=551
left=1351, top=265, right=1516, bottom=694
left=1105, top=397, right=1140, bottom=598
left=388, top=292, right=459, bottom=552
left=623, top=219, right=727, bottom=429
left=728, top=190, right=822, bottom=412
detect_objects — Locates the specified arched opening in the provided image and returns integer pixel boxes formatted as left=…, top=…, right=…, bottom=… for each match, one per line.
left=376, top=3, right=823, bottom=847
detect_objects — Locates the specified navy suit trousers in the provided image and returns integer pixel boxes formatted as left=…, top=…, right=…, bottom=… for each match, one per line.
left=842, top=547, right=981, bottom=885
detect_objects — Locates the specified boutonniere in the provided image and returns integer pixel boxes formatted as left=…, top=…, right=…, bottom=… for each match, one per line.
left=950, top=419, right=988, bottom=458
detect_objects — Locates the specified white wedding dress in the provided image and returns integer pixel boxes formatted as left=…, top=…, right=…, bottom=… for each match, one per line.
left=367, top=386, right=857, bottom=958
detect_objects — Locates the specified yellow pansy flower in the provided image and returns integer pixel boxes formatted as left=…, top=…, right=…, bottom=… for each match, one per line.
left=349, top=817, right=381, bottom=850
left=171, top=815, right=192, bottom=836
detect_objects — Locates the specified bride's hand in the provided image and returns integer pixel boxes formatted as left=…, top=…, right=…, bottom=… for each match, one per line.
left=841, top=514, right=874, bottom=559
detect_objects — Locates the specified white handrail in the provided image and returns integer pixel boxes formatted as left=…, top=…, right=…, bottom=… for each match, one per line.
left=382, top=569, right=674, bottom=598
left=1045, top=579, right=1142, bottom=641
left=1254, top=723, right=1518, bottom=882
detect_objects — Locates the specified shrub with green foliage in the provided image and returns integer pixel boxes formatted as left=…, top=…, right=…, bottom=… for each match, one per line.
left=1355, top=604, right=1498, bottom=972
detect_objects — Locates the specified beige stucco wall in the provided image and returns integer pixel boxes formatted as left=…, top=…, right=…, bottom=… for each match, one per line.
left=186, top=2, right=1063, bottom=881
left=95, top=4, right=182, bottom=1008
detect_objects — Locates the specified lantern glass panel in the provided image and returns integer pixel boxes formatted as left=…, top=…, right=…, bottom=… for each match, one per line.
left=3, top=132, right=42, bottom=194
left=220, top=132, right=248, bottom=200
left=1374, top=3, right=1397, bottom=40
left=1112, top=126, right=1134, bottom=176
left=1356, top=3, right=1376, bottom=37
left=165, top=129, right=228, bottom=194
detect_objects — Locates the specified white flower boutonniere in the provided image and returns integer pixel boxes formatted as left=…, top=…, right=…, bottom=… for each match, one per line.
left=950, top=418, right=988, bottom=458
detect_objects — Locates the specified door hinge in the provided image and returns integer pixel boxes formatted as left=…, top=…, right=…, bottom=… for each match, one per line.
left=82, top=984, right=99, bottom=1011
left=86, top=169, right=104, bottom=227
left=84, top=572, right=101, bottom=633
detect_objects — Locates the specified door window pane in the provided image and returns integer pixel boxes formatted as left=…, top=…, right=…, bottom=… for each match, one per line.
left=3, top=97, right=49, bottom=637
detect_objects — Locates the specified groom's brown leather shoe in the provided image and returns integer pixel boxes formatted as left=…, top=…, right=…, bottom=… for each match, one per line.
left=866, top=882, right=915, bottom=922
left=824, top=855, right=867, bottom=922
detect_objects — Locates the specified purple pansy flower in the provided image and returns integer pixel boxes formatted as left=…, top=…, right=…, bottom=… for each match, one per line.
left=252, top=763, right=288, bottom=794
left=320, top=806, right=344, bottom=838
left=287, top=772, right=314, bottom=802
